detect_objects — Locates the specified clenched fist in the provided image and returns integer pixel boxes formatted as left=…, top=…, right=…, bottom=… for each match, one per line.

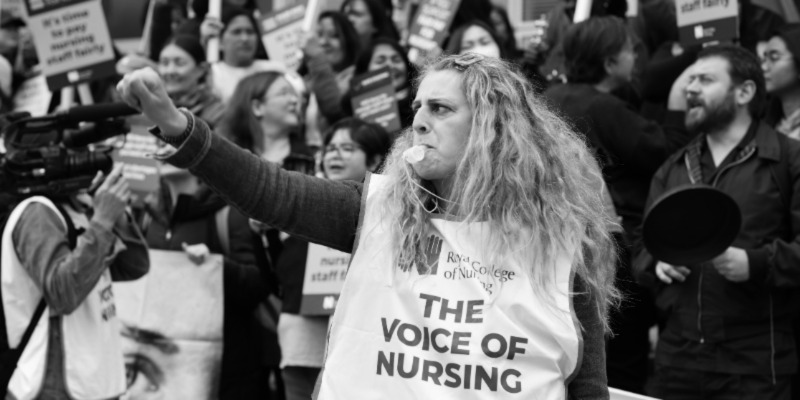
left=117, top=67, right=188, bottom=137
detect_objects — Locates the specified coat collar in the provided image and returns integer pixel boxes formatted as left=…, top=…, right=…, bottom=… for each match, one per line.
left=674, top=120, right=781, bottom=164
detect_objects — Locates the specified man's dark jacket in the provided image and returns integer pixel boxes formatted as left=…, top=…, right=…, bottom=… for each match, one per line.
left=633, top=121, right=800, bottom=376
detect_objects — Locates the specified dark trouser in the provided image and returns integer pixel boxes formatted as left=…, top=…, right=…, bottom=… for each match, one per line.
left=653, top=365, right=791, bottom=400
left=282, top=366, right=321, bottom=400
left=219, top=368, right=269, bottom=400
left=606, top=233, right=656, bottom=394
left=792, top=317, right=800, bottom=400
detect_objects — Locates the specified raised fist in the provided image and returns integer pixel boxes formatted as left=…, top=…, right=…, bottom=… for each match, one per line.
left=117, top=67, right=187, bottom=137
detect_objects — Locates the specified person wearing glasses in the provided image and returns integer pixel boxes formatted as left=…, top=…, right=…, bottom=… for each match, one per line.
left=276, top=118, right=392, bottom=400
left=762, top=24, right=800, bottom=140
left=215, top=70, right=315, bottom=398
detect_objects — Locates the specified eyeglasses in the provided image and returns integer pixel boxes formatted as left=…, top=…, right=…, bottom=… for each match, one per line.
left=324, top=143, right=361, bottom=156
left=762, top=50, right=792, bottom=64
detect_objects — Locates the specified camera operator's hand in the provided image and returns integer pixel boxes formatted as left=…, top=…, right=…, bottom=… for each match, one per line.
left=117, top=67, right=188, bottom=137
left=92, top=164, right=131, bottom=231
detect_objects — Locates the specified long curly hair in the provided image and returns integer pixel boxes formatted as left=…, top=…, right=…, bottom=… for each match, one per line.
left=379, top=54, right=619, bottom=330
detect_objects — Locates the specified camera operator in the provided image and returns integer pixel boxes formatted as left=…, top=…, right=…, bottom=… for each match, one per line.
left=2, top=163, right=149, bottom=400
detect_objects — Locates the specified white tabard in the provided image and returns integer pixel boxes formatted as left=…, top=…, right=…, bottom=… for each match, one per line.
left=316, top=175, right=583, bottom=399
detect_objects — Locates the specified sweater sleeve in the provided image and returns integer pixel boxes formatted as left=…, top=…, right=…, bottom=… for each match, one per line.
left=157, top=115, right=363, bottom=253
left=592, top=97, right=691, bottom=177
left=567, top=274, right=609, bottom=400
left=12, top=203, right=126, bottom=315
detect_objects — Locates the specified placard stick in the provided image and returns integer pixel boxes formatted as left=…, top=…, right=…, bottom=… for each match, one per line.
left=302, top=0, right=320, bottom=31
left=60, top=86, right=75, bottom=110
left=139, top=0, right=156, bottom=56
left=206, top=0, right=222, bottom=62
left=77, top=83, right=94, bottom=105
left=573, top=0, right=592, bottom=23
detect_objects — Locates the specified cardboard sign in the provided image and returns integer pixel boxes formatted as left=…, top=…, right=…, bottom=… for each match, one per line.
left=350, top=67, right=402, bottom=133
left=258, top=0, right=319, bottom=71
left=675, top=0, right=738, bottom=46
left=12, top=74, right=52, bottom=116
left=299, top=243, right=351, bottom=315
left=407, top=0, right=461, bottom=64
left=112, top=121, right=160, bottom=207
left=22, top=0, right=116, bottom=91
left=1, top=0, right=25, bottom=19
left=115, top=250, right=224, bottom=400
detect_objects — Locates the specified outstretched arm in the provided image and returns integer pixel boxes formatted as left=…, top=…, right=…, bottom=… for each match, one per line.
left=117, top=68, right=363, bottom=253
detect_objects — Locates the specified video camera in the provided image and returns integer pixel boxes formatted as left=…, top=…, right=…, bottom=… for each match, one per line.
left=0, top=103, right=139, bottom=199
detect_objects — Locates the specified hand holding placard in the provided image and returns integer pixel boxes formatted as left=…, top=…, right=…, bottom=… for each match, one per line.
left=675, top=0, right=739, bottom=46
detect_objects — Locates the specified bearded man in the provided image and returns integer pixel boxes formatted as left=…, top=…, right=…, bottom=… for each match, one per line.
left=634, top=44, right=800, bottom=399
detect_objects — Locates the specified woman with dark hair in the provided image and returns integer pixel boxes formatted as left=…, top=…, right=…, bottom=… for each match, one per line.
left=443, top=20, right=505, bottom=59
left=342, top=37, right=414, bottom=130
left=276, top=118, right=392, bottom=400
left=217, top=70, right=314, bottom=399
left=544, top=16, right=691, bottom=394
left=147, top=0, right=263, bottom=61
left=301, top=11, right=362, bottom=137
left=489, top=5, right=520, bottom=59
left=763, top=24, right=800, bottom=140
left=341, top=0, right=400, bottom=48
left=158, top=34, right=225, bottom=127
left=208, top=7, right=284, bottom=102
left=217, top=71, right=311, bottom=167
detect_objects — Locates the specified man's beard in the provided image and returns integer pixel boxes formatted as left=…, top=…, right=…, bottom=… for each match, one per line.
left=685, top=91, right=737, bottom=135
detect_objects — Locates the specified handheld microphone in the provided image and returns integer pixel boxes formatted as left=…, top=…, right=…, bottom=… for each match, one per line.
left=58, top=102, right=140, bottom=123
left=63, top=118, right=129, bottom=148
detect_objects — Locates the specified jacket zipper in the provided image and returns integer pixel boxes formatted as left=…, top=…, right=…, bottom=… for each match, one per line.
left=696, top=147, right=755, bottom=344
left=698, top=269, right=704, bottom=343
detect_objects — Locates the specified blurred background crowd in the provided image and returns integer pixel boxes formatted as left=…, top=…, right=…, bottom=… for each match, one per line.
left=1, top=0, right=800, bottom=399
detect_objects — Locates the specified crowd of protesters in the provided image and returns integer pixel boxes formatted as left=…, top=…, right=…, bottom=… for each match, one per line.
left=1, top=0, right=800, bottom=398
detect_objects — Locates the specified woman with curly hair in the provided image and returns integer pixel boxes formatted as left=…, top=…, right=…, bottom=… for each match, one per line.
left=118, top=53, right=619, bottom=399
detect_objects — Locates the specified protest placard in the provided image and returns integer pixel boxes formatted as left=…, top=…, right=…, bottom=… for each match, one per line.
left=2, top=0, right=25, bottom=18
left=111, top=120, right=160, bottom=207
left=258, top=0, right=320, bottom=71
left=675, top=0, right=739, bottom=46
left=406, top=0, right=461, bottom=64
left=12, top=74, right=51, bottom=116
left=300, top=243, right=351, bottom=315
left=22, top=0, right=116, bottom=91
left=350, top=66, right=402, bottom=133
left=115, top=250, right=223, bottom=400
